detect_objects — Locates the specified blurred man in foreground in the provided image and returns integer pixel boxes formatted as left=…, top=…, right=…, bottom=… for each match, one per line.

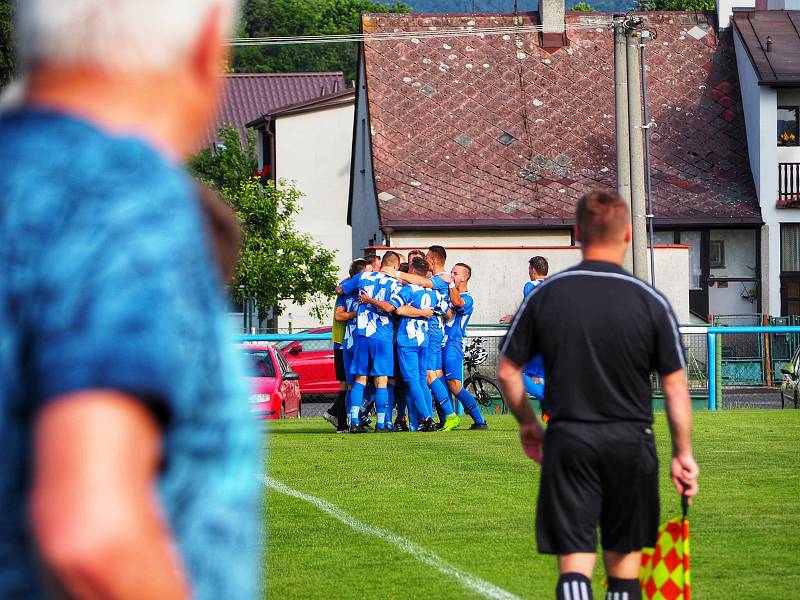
left=0, top=1, right=263, bottom=599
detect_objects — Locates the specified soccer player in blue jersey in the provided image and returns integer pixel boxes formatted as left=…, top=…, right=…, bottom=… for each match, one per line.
left=501, top=256, right=549, bottom=417
left=339, top=251, right=402, bottom=433
left=391, top=245, right=460, bottom=429
left=363, top=257, right=437, bottom=432
left=443, top=263, right=489, bottom=430
left=329, top=258, right=370, bottom=432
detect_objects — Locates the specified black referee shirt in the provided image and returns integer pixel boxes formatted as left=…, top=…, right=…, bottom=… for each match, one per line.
left=500, top=260, right=686, bottom=423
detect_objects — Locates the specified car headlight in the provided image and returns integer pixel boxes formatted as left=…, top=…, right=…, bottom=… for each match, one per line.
left=250, top=394, right=272, bottom=404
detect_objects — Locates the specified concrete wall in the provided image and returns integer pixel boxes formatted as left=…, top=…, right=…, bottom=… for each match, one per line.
left=709, top=229, right=757, bottom=279
left=377, top=245, right=690, bottom=324
left=389, top=229, right=571, bottom=248
left=735, top=28, right=797, bottom=316
left=273, top=103, right=355, bottom=330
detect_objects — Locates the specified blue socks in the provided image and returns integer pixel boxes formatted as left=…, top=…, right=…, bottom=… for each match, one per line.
left=384, top=384, right=395, bottom=427
left=349, top=382, right=365, bottom=426
left=457, top=388, right=485, bottom=424
left=375, top=387, right=388, bottom=429
left=430, top=376, right=454, bottom=416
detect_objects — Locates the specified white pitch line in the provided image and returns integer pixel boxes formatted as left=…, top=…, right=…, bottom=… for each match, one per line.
left=262, top=476, right=523, bottom=600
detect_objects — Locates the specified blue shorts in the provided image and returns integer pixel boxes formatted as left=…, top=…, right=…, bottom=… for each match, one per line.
left=343, top=341, right=356, bottom=385
left=351, top=336, right=394, bottom=377
left=424, top=335, right=444, bottom=372
left=443, top=342, right=464, bottom=382
left=398, top=345, right=426, bottom=383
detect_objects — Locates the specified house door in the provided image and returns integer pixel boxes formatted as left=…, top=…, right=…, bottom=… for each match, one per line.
left=781, top=276, right=800, bottom=316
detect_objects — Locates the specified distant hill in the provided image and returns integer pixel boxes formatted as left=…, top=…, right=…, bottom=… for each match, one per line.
left=404, top=0, right=638, bottom=13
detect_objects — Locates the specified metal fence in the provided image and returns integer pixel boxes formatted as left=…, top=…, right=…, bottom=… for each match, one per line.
left=237, top=323, right=800, bottom=417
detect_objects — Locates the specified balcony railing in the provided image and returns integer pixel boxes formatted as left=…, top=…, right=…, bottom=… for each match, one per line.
left=778, top=162, right=800, bottom=207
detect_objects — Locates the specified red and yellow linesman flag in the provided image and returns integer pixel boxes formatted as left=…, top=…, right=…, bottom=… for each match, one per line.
left=640, top=498, right=691, bottom=600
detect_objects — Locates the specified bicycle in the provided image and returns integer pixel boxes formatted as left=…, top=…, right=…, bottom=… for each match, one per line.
left=463, top=337, right=508, bottom=415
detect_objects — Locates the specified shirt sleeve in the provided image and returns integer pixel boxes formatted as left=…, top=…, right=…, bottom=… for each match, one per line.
left=651, top=295, right=687, bottom=375
left=462, top=294, right=474, bottom=317
left=499, top=291, right=539, bottom=368
left=389, top=284, right=408, bottom=309
left=335, top=294, right=347, bottom=309
left=340, top=272, right=362, bottom=295
left=523, top=281, right=534, bottom=298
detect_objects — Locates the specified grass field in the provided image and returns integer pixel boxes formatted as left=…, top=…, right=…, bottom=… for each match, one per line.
left=264, top=411, right=800, bottom=599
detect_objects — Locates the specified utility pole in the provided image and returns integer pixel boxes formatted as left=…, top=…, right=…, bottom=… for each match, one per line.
left=640, top=29, right=657, bottom=287
left=614, top=16, right=632, bottom=272
left=625, top=18, right=648, bottom=282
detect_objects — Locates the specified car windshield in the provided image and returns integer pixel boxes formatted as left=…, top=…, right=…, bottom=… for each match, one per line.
left=244, top=351, right=276, bottom=377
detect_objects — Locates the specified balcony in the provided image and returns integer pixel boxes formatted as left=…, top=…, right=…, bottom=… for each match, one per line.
left=778, top=163, right=800, bottom=208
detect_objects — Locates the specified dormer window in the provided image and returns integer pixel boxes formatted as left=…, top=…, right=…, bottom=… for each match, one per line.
left=778, top=107, right=799, bottom=146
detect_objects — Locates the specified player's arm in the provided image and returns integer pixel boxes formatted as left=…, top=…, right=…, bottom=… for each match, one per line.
left=448, top=283, right=465, bottom=308
left=337, top=273, right=362, bottom=296
left=662, top=369, right=699, bottom=498
left=395, top=271, right=433, bottom=288
left=334, top=305, right=356, bottom=322
left=32, top=392, right=190, bottom=600
left=359, top=291, right=395, bottom=313
left=498, top=357, right=543, bottom=463
left=396, top=305, right=433, bottom=318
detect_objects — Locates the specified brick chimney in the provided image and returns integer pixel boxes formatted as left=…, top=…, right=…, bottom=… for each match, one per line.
left=540, top=0, right=567, bottom=48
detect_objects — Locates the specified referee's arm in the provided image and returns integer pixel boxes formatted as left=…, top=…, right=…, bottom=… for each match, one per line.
left=498, top=303, right=544, bottom=462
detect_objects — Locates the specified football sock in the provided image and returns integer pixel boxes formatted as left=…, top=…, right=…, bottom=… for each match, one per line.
left=349, top=382, right=365, bottom=426
left=345, top=389, right=352, bottom=426
left=385, top=384, right=395, bottom=427
left=335, top=389, right=347, bottom=429
left=407, top=388, right=419, bottom=430
left=422, top=381, right=434, bottom=418
left=375, top=387, right=388, bottom=429
left=606, top=577, right=640, bottom=600
left=430, top=376, right=454, bottom=415
left=522, top=374, right=545, bottom=399
left=457, top=388, right=485, bottom=424
left=556, top=573, right=592, bottom=600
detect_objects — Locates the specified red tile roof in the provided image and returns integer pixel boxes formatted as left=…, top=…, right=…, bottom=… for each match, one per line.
left=361, top=12, right=761, bottom=228
left=200, top=72, right=346, bottom=149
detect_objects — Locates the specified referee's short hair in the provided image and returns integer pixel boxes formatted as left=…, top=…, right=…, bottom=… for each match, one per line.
left=576, top=189, right=630, bottom=246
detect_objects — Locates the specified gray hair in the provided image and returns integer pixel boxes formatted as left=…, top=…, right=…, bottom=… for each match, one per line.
left=16, top=0, right=238, bottom=72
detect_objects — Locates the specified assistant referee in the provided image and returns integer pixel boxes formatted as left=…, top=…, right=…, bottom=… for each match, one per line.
left=498, top=190, right=699, bottom=600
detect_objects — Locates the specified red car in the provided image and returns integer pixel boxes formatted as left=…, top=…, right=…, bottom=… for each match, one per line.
left=279, top=326, right=338, bottom=396
left=241, top=344, right=302, bottom=419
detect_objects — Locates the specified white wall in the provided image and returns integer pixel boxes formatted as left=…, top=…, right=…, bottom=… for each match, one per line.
left=735, top=29, right=798, bottom=316
left=390, top=229, right=571, bottom=248
left=709, top=229, right=757, bottom=279
left=716, top=0, right=756, bottom=29
left=381, top=245, right=690, bottom=324
left=273, top=102, right=355, bottom=330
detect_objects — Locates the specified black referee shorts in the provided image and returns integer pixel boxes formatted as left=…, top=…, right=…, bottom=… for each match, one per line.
left=334, top=347, right=346, bottom=382
left=536, top=421, right=659, bottom=555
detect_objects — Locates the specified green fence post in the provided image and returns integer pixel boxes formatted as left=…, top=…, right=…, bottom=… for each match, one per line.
left=715, top=332, right=723, bottom=409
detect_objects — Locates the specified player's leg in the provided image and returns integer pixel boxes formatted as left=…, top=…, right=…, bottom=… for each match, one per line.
left=348, top=337, right=369, bottom=432
left=602, top=553, right=642, bottom=600
left=371, top=338, right=393, bottom=431
left=399, top=346, right=427, bottom=430
left=385, top=378, right=397, bottom=432
left=444, top=345, right=486, bottom=428
left=426, top=342, right=454, bottom=421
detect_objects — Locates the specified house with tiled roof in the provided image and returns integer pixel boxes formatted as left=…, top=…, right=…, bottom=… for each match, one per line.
left=199, top=72, right=346, bottom=151
left=349, top=6, right=763, bottom=322
left=731, top=3, right=800, bottom=316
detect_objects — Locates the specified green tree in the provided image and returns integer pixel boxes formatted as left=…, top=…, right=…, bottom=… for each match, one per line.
left=233, top=0, right=411, bottom=82
left=638, top=0, right=714, bottom=9
left=0, top=0, right=15, bottom=86
left=188, top=126, right=339, bottom=323
left=569, top=1, right=595, bottom=11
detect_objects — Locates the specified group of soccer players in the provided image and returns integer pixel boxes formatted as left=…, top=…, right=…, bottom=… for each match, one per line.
left=327, top=245, right=490, bottom=433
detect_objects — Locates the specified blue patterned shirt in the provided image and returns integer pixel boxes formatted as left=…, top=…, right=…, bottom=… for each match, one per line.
left=0, top=108, right=262, bottom=599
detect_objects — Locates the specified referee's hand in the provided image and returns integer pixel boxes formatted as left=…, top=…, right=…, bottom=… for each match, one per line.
left=670, top=453, right=700, bottom=499
left=520, top=422, right=545, bottom=463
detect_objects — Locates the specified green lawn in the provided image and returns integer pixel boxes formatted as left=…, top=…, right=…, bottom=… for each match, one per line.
left=264, top=411, right=800, bottom=599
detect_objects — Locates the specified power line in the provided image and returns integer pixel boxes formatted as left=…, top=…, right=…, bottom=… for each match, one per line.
left=226, top=21, right=614, bottom=47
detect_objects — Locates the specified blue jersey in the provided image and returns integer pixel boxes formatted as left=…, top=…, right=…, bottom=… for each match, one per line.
left=341, top=271, right=400, bottom=342
left=444, top=291, right=474, bottom=347
left=336, top=283, right=360, bottom=350
left=427, top=274, right=450, bottom=343
left=390, top=284, right=436, bottom=347
left=523, top=279, right=545, bottom=378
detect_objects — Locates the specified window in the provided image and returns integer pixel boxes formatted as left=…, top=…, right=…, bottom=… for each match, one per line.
left=782, top=224, right=800, bottom=272
left=244, top=351, right=276, bottom=378
left=778, top=107, right=799, bottom=146
left=709, top=240, right=725, bottom=268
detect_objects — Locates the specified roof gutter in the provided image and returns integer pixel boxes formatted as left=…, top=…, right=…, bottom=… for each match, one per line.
left=382, top=215, right=763, bottom=230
